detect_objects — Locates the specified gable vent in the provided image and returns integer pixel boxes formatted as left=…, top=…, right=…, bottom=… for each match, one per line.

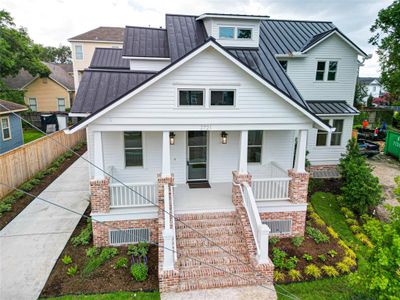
left=262, top=219, right=292, bottom=235
left=109, top=228, right=150, bottom=245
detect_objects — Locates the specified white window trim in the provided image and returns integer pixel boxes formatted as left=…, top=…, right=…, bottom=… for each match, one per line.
left=315, top=118, right=344, bottom=147
left=1, top=116, right=12, bottom=141
left=75, top=44, right=83, bottom=60
left=209, top=89, right=237, bottom=108
left=315, top=60, right=339, bottom=82
left=218, top=25, right=254, bottom=41
left=176, top=88, right=206, bottom=108
left=123, top=131, right=145, bottom=169
left=57, top=97, right=66, bottom=111
left=28, top=97, right=37, bottom=111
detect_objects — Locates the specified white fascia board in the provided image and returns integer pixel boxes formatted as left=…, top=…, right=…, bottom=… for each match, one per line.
left=302, top=31, right=368, bottom=58
left=275, top=53, right=308, bottom=58
left=196, top=14, right=269, bottom=21
left=68, top=112, right=90, bottom=117
left=122, top=56, right=171, bottom=61
left=66, top=40, right=332, bottom=134
left=0, top=108, right=28, bottom=115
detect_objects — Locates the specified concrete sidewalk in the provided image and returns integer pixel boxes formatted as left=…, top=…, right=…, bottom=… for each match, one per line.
left=0, top=155, right=89, bottom=300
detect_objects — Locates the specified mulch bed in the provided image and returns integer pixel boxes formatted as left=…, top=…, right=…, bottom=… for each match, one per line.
left=308, top=178, right=343, bottom=197
left=40, top=212, right=158, bottom=298
left=0, top=145, right=87, bottom=230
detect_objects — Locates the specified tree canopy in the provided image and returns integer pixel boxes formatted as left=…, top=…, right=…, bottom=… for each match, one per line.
left=370, top=1, right=400, bottom=99
left=34, top=44, right=72, bottom=64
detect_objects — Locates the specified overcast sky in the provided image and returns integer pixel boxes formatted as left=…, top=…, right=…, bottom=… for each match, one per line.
left=3, top=0, right=392, bottom=76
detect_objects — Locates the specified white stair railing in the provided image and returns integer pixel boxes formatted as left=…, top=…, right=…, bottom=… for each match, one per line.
left=240, top=182, right=270, bottom=264
left=109, top=182, right=156, bottom=208
left=162, top=183, right=176, bottom=271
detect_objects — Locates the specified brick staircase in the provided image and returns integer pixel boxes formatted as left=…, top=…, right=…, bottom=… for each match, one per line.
left=175, top=211, right=260, bottom=291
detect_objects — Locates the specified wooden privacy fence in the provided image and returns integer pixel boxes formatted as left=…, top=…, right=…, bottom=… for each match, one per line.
left=0, top=129, right=86, bottom=198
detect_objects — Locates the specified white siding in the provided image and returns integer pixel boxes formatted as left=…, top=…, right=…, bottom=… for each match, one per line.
left=129, top=59, right=170, bottom=72
left=286, top=34, right=359, bottom=105
left=307, top=116, right=353, bottom=165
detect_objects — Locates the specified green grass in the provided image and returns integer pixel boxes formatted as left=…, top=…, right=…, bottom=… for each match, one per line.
left=23, top=129, right=45, bottom=144
left=41, top=291, right=160, bottom=300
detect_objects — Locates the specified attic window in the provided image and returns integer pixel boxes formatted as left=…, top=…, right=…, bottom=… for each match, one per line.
left=219, top=27, right=234, bottom=39
left=237, top=28, right=252, bottom=39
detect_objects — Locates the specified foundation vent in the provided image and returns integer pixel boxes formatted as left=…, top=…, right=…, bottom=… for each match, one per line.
left=262, top=219, right=292, bottom=235
left=109, top=228, right=150, bottom=245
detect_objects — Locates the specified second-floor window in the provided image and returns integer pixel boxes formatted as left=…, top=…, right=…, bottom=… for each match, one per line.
left=210, top=90, right=235, bottom=106
left=57, top=98, right=66, bottom=112
left=219, top=27, right=235, bottom=39
left=219, top=26, right=253, bottom=40
left=1, top=116, right=11, bottom=140
left=28, top=97, right=37, bottom=111
left=124, top=131, right=143, bottom=167
left=316, top=60, right=338, bottom=81
left=179, top=90, right=204, bottom=106
left=248, top=130, right=263, bottom=163
left=75, top=45, right=83, bottom=60
left=315, top=61, right=326, bottom=81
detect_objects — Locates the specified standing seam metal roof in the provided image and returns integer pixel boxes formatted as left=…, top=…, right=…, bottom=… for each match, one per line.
left=90, top=48, right=130, bottom=69
left=122, top=27, right=169, bottom=58
left=307, top=101, right=359, bottom=115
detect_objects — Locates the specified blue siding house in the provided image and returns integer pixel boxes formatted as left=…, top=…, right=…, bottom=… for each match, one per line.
left=0, top=100, right=28, bottom=154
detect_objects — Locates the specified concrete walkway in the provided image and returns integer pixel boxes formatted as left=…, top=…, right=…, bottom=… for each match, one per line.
left=0, top=155, right=89, bottom=300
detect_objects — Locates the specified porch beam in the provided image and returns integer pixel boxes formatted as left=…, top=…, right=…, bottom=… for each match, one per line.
left=162, top=131, right=171, bottom=177
left=93, top=131, right=105, bottom=179
left=239, top=130, right=248, bottom=174
left=294, top=129, right=308, bottom=173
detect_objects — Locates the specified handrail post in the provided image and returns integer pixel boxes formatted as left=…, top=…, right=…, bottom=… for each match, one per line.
left=257, top=223, right=270, bottom=264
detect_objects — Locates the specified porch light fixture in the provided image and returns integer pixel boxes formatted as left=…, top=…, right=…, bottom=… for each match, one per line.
left=221, top=131, right=228, bottom=144
left=169, top=132, right=176, bottom=145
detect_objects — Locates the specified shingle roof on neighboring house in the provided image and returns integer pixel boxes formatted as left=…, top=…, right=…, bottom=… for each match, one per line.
left=90, top=48, right=130, bottom=69
left=122, top=26, right=169, bottom=58
left=3, top=62, right=75, bottom=91
left=0, top=99, right=28, bottom=115
left=68, top=27, right=125, bottom=42
left=358, top=77, right=380, bottom=85
left=72, top=69, right=155, bottom=113
left=307, top=101, right=359, bottom=115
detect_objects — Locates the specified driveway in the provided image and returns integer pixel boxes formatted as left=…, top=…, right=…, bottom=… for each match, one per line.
left=0, top=155, right=89, bottom=300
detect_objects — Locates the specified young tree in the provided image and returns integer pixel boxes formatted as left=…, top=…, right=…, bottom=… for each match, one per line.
left=370, top=1, right=400, bottom=99
left=338, top=139, right=383, bottom=214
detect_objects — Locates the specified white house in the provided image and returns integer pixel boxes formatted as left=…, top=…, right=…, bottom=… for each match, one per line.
left=67, top=13, right=367, bottom=292
left=359, top=77, right=386, bottom=103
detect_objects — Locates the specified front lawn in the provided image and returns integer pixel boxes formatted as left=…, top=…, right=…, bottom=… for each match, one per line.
left=42, top=291, right=160, bottom=300
left=23, top=128, right=45, bottom=143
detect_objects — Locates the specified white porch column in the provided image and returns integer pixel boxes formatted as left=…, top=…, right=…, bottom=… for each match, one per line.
left=294, top=129, right=308, bottom=173
left=239, top=130, right=248, bottom=174
left=93, top=131, right=104, bottom=179
left=162, top=131, right=171, bottom=177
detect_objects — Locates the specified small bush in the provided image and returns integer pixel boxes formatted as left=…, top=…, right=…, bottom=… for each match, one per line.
left=269, top=237, right=280, bottom=246
left=3, top=195, right=16, bottom=205
left=29, top=178, right=41, bottom=186
left=306, top=226, right=329, bottom=244
left=355, top=233, right=373, bottom=248
left=272, top=248, right=287, bottom=269
left=131, top=263, right=148, bottom=281
left=345, top=218, right=359, bottom=226
left=350, top=225, right=362, bottom=233
left=71, top=220, right=92, bottom=247
left=341, top=207, right=355, bottom=219
left=114, top=257, right=129, bottom=269
left=342, top=256, right=357, bottom=267
left=344, top=247, right=357, bottom=259
left=51, top=156, right=65, bottom=168
left=0, top=203, right=12, bottom=213
left=274, top=271, right=285, bottom=282
left=336, top=262, right=350, bottom=274
left=81, top=247, right=118, bottom=277
left=304, top=264, right=322, bottom=279
left=20, top=182, right=33, bottom=192
left=62, top=255, right=73, bottom=265
left=328, top=250, right=338, bottom=258
left=44, top=167, right=57, bottom=175
left=13, top=191, right=24, bottom=199
left=303, top=253, right=313, bottom=262
left=291, top=237, right=304, bottom=247
left=307, top=204, right=315, bottom=213
left=284, top=256, right=298, bottom=271
left=86, top=246, right=98, bottom=258
left=64, top=150, right=74, bottom=158
left=321, top=265, right=339, bottom=277
left=318, top=254, right=327, bottom=262
left=288, top=269, right=302, bottom=281
left=326, top=226, right=339, bottom=239
left=127, top=242, right=149, bottom=258
left=67, top=265, right=78, bottom=276
left=34, top=171, right=46, bottom=180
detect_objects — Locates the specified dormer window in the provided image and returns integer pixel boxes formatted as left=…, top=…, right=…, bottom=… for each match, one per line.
left=218, top=26, right=253, bottom=40
left=219, top=27, right=235, bottom=39
left=237, top=28, right=252, bottom=39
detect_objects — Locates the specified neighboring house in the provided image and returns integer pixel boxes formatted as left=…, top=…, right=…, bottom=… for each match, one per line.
left=359, top=77, right=386, bottom=101
left=0, top=100, right=28, bottom=154
left=67, top=13, right=367, bottom=292
left=68, top=27, right=124, bottom=89
left=3, top=62, right=75, bottom=112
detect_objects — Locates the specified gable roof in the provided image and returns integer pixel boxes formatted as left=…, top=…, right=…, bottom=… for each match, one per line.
left=122, top=26, right=169, bottom=58
left=0, top=99, right=28, bottom=115
left=90, top=48, right=130, bottom=69
left=68, top=27, right=124, bottom=42
left=358, top=77, right=381, bottom=85
left=68, top=39, right=332, bottom=133
left=3, top=62, right=74, bottom=91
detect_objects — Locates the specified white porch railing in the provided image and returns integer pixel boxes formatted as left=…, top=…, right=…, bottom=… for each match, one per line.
left=109, top=182, right=157, bottom=208
left=163, top=183, right=177, bottom=270
left=240, top=182, right=270, bottom=264
left=252, top=162, right=291, bottom=201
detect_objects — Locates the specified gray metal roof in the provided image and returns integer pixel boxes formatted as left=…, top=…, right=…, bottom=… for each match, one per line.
left=90, top=48, right=130, bottom=69
left=307, top=101, right=359, bottom=115
left=122, top=26, right=169, bottom=58
left=71, top=69, right=155, bottom=113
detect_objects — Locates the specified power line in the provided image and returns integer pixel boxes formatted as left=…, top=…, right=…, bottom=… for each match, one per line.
left=0, top=103, right=300, bottom=299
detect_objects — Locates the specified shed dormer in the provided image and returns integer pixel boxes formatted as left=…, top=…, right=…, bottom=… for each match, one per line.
left=196, top=13, right=269, bottom=48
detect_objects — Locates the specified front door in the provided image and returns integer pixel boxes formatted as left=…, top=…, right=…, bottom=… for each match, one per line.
left=187, top=131, right=208, bottom=181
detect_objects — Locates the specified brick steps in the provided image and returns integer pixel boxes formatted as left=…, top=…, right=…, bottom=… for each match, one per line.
left=175, top=217, right=240, bottom=229
left=176, top=233, right=244, bottom=248
left=178, top=244, right=248, bottom=257
left=179, top=263, right=253, bottom=279
left=178, top=253, right=249, bottom=267
left=178, top=273, right=258, bottom=291
left=176, top=224, right=242, bottom=239
left=176, top=211, right=236, bottom=221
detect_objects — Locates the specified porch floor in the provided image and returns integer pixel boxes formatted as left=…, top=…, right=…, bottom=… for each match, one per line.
left=174, top=182, right=235, bottom=213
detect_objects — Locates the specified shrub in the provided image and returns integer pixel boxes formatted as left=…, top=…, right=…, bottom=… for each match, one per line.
left=51, top=156, right=65, bottom=168
left=20, top=182, right=33, bottom=192
left=326, top=226, right=339, bottom=239
left=284, top=256, right=298, bottom=271
left=127, top=242, right=149, bottom=258
left=273, top=271, right=285, bottom=282
left=13, top=191, right=24, bottom=199
left=131, top=263, right=148, bottom=281
left=71, top=220, right=92, bottom=246
left=64, top=150, right=74, bottom=158
left=307, top=204, right=315, bottom=213
left=67, top=265, right=78, bottom=276
left=29, top=178, right=41, bottom=186
left=0, top=202, right=12, bottom=214
left=306, top=226, right=329, bottom=244
left=304, top=264, right=321, bottom=279
left=328, top=250, right=338, bottom=258
left=344, top=248, right=357, bottom=259
left=34, top=171, right=46, bottom=180
left=342, top=257, right=357, bottom=267
left=291, top=237, right=304, bottom=247
left=303, top=253, right=313, bottom=262
left=345, top=218, right=359, bottom=226
left=288, top=269, right=302, bottom=281
left=114, top=257, right=129, bottom=269
left=62, top=255, right=73, bottom=265
left=340, top=207, right=355, bottom=219
left=318, top=254, right=327, bottom=262
left=81, top=247, right=118, bottom=277
left=44, top=167, right=57, bottom=175
left=272, top=248, right=287, bottom=269
left=321, top=265, right=339, bottom=277
left=355, top=233, right=373, bottom=248
left=86, top=246, right=98, bottom=258
left=350, top=225, right=362, bottom=234
left=336, top=262, right=350, bottom=274
left=3, top=195, right=16, bottom=205
left=269, top=237, right=280, bottom=246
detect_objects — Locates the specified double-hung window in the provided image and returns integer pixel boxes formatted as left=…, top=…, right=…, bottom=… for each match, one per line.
left=315, top=61, right=326, bottom=81
left=316, top=120, right=330, bottom=146
left=28, top=97, right=37, bottom=111
left=327, top=61, right=338, bottom=81
left=316, top=119, right=344, bottom=146
left=1, top=116, right=11, bottom=141
left=75, top=45, right=83, bottom=60
left=178, top=90, right=204, bottom=106
left=210, top=90, right=235, bottom=106
left=331, top=119, right=343, bottom=146
left=316, top=61, right=338, bottom=81
left=124, top=132, right=143, bottom=167
left=57, top=98, right=66, bottom=112
left=248, top=130, right=263, bottom=163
